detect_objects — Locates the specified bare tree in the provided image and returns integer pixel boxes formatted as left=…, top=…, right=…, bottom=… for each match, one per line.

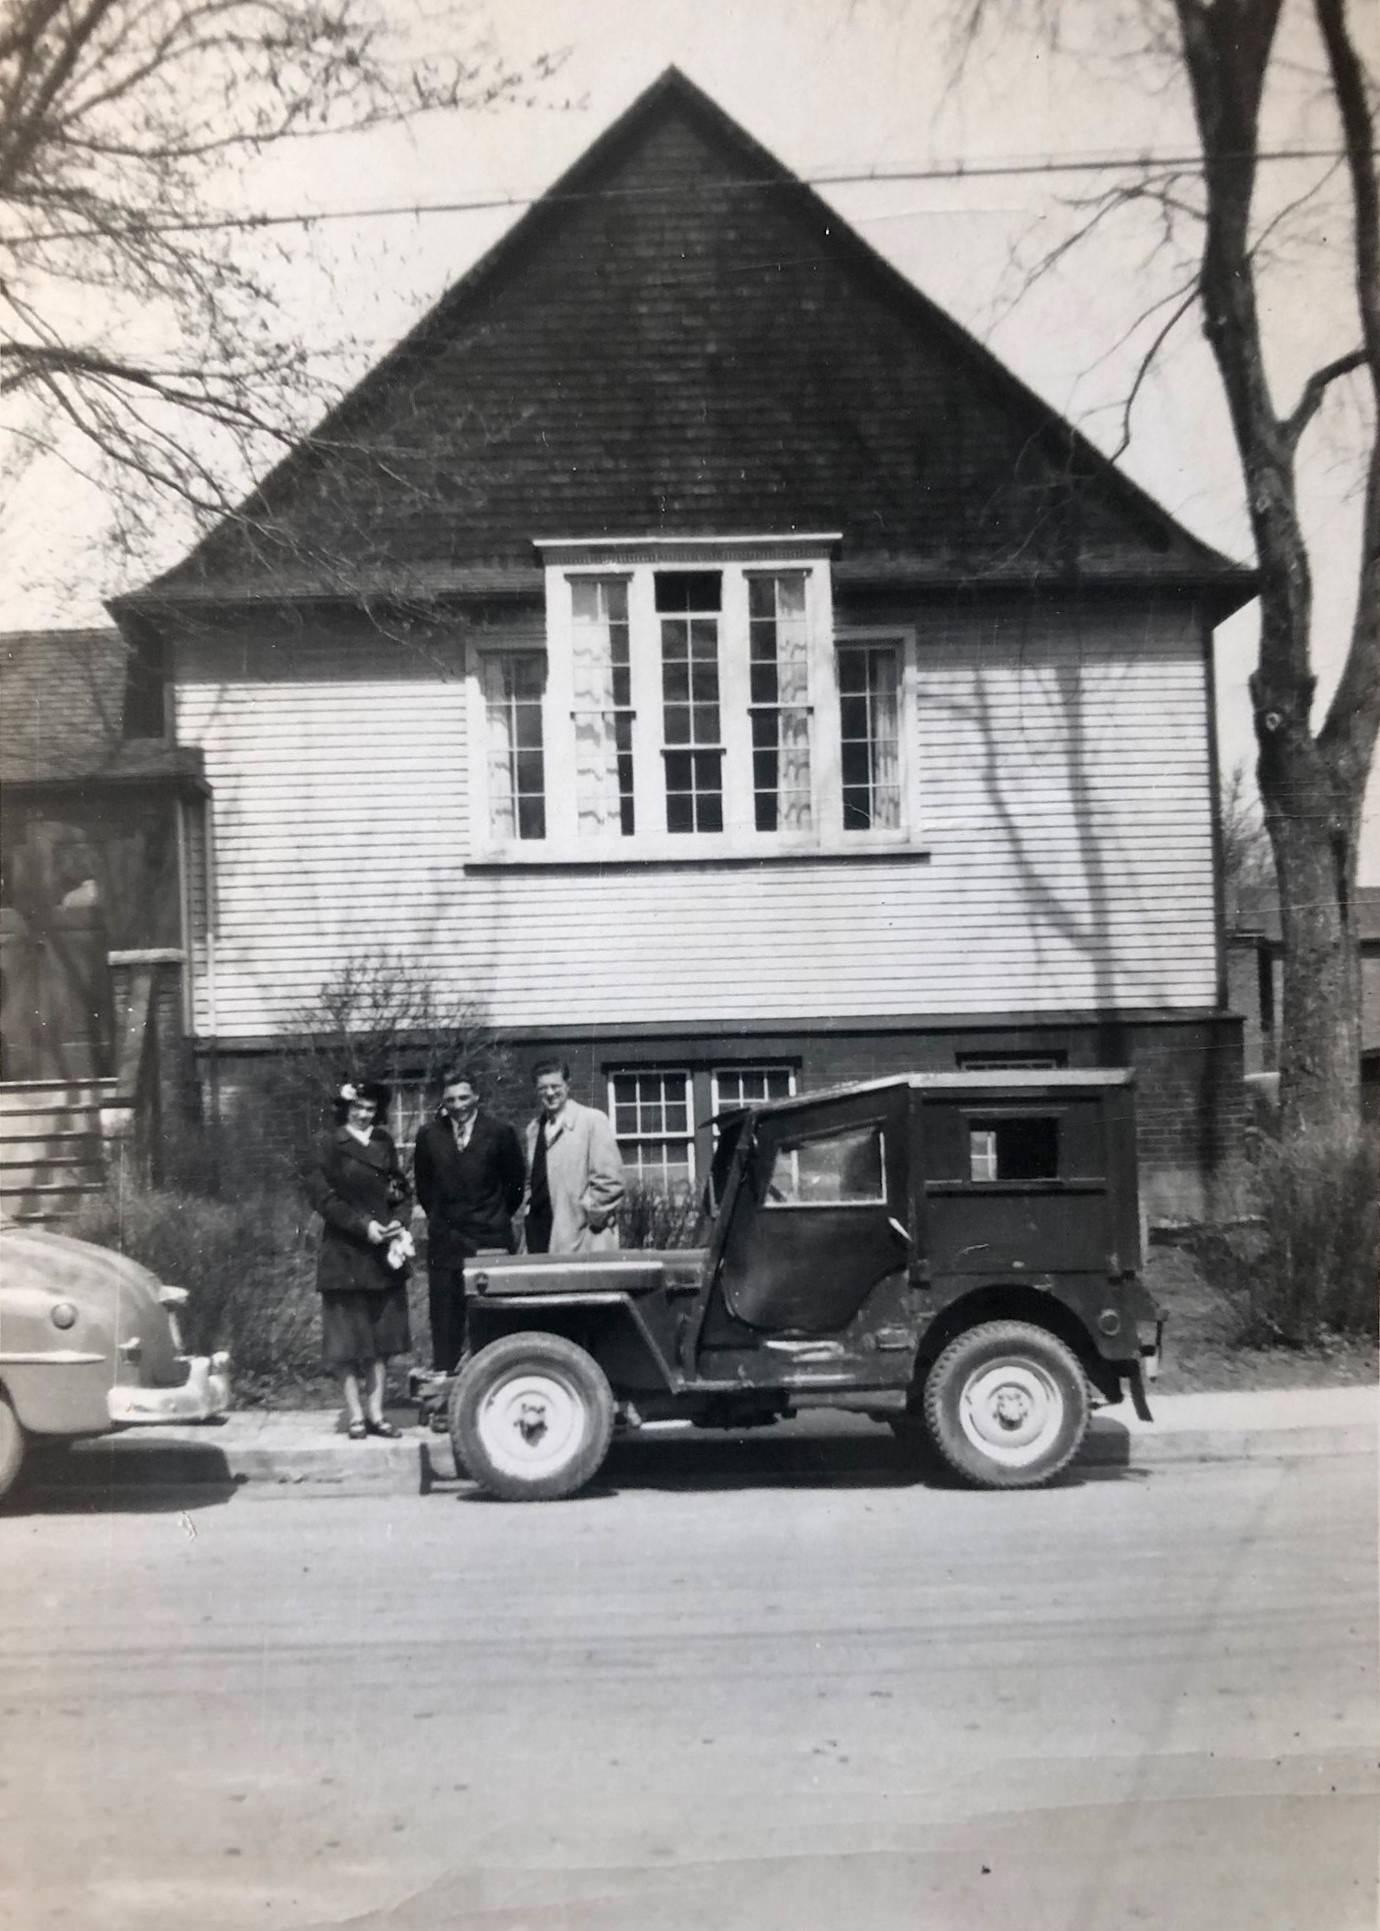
left=0, top=0, right=558, bottom=573
left=273, top=951, right=516, bottom=1149
left=1220, top=756, right=1276, bottom=911
left=949, top=0, right=1379, bottom=1143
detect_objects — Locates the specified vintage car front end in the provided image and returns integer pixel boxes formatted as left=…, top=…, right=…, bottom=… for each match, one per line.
left=0, top=1217, right=230, bottom=1451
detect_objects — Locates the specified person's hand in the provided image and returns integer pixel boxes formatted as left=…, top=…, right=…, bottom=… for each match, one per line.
left=366, top=1220, right=387, bottom=1244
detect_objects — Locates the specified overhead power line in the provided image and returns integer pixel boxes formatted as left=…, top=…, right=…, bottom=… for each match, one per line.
left=6, top=144, right=1364, bottom=246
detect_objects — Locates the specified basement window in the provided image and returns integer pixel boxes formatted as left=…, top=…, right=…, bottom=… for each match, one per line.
left=968, top=1116, right=1059, bottom=1183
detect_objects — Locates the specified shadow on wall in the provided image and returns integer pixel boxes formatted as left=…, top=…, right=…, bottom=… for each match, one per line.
left=930, top=614, right=1224, bottom=1218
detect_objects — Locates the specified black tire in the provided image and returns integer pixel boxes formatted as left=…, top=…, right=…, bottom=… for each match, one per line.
left=451, top=1332, right=614, bottom=1501
left=0, top=1392, right=26, bottom=1506
left=921, top=1320, right=1090, bottom=1489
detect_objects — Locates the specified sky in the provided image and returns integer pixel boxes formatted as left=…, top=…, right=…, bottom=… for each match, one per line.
left=4, top=0, right=1375, bottom=875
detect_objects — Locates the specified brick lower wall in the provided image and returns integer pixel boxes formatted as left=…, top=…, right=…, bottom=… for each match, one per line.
left=197, top=1009, right=1245, bottom=1225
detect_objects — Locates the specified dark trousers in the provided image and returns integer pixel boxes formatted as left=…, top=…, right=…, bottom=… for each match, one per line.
left=428, top=1253, right=467, bottom=1373
left=428, top=1246, right=508, bottom=1372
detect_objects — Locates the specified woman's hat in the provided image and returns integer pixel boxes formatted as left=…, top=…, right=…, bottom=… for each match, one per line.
left=337, top=1078, right=392, bottom=1112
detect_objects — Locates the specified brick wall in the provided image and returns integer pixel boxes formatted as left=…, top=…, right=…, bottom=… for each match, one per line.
left=201, top=1009, right=1244, bottom=1227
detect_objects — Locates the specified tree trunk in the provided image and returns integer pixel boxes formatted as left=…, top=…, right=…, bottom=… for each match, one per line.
left=1260, top=737, right=1364, bottom=1138
left=1175, top=0, right=1379, bottom=1145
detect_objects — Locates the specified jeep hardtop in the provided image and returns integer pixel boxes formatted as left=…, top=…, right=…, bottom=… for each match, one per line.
left=435, top=1069, right=1163, bottom=1499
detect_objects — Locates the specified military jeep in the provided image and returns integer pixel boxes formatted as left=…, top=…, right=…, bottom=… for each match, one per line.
left=438, top=1070, right=1162, bottom=1500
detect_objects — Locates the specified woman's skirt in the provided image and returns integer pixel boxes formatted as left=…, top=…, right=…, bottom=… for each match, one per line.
left=320, top=1286, right=411, bottom=1369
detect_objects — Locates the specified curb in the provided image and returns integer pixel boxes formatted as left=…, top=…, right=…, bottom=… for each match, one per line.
left=25, top=1402, right=1376, bottom=1499
left=33, top=1431, right=430, bottom=1498
left=1082, top=1414, right=1376, bottom=1470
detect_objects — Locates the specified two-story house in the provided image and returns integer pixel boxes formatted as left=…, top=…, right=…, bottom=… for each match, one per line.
left=111, top=68, right=1256, bottom=1219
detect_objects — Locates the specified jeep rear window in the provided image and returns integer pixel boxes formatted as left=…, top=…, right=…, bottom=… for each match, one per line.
left=969, top=1116, right=1059, bottom=1182
left=765, top=1125, right=885, bottom=1205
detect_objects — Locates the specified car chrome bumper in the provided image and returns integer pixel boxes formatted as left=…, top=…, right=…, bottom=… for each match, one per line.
left=106, top=1353, right=232, bottom=1425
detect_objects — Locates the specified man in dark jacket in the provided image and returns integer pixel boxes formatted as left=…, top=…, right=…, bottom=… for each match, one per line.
left=413, top=1069, right=525, bottom=1372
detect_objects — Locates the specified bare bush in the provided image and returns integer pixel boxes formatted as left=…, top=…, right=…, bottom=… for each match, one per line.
left=1191, top=1127, right=1379, bottom=1346
left=231, top=951, right=519, bottom=1169
left=73, top=1182, right=323, bottom=1387
left=617, top=1182, right=702, bottom=1251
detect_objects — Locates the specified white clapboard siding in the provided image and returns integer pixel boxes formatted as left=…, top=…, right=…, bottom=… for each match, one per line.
left=174, top=601, right=1219, bottom=1036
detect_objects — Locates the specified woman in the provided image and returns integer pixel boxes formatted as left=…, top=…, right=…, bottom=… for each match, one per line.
left=304, top=1080, right=413, bottom=1439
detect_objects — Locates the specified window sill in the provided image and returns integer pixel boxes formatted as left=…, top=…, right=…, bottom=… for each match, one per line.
left=466, top=841, right=932, bottom=870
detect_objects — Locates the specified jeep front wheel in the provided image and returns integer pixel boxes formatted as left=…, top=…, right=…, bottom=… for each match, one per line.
left=451, top=1332, right=614, bottom=1501
left=922, top=1321, right=1089, bottom=1489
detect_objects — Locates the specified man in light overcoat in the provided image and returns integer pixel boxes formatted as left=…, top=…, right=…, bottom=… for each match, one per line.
left=522, top=1060, right=626, bottom=1254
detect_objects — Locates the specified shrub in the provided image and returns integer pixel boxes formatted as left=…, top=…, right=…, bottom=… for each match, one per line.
left=1192, top=1127, right=1379, bottom=1347
left=617, top=1182, right=702, bottom=1250
left=73, top=1176, right=325, bottom=1387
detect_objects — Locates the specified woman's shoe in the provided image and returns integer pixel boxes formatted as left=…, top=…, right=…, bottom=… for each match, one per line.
left=346, top=1419, right=368, bottom=1441
left=365, top=1418, right=402, bottom=1438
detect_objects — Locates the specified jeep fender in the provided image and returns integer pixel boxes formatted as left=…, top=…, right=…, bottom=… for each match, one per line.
left=468, top=1292, right=681, bottom=1393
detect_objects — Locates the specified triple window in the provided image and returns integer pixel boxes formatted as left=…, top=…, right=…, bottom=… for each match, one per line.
left=476, top=553, right=914, bottom=858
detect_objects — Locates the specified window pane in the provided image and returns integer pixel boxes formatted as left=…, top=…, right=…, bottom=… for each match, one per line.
left=387, top=1084, right=429, bottom=1158
left=838, top=642, right=901, bottom=832
left=766, top=1126, right=885, bottom=1205
left=655, top=572, right=720, bottom=612
left=610, top=1070, right=694, bottom=1192
left=957, top=1054, right=1066, bottom=1071
left=484, top=653, right=546, bottom=841
left=750, top=574, right=812, bottom=835
left=571, top=577, right=634, bottom=838
left=968, top=1117, right=1059, bottom=1181
left=662, top=586, right=723, bottom=831
left=715, top=1066, right=795, bottom=1111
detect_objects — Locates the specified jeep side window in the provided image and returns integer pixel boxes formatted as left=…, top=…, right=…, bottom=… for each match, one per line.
left=968, top=1116, right=1059, bottom=1182
left=765, top=1125, right=885, bottom=1205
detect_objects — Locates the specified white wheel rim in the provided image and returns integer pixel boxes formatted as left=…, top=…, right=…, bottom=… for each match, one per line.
left=475, top=1367, right=588, bottom=1480
left=957, top=1358, right=1065, bottom=1468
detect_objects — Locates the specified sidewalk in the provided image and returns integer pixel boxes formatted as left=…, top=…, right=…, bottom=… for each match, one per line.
left=30, top=1385, right=1378, bottom=1499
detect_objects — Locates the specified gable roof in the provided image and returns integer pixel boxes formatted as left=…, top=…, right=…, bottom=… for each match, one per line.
left=0, top=628, right=201, bottom=786
left=123, top=68, right=1254, bottom=616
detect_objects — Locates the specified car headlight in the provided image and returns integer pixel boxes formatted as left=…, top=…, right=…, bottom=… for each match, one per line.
left=50, top=1302, right=78, bottom=1330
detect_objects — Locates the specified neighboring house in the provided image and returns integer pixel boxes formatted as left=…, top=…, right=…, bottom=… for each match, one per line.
left=110, top=69, right=1256, bottom=1219
left=0, top=627, right=205, bottom=1216
left=1228, top=884, right=1380, bottom=1120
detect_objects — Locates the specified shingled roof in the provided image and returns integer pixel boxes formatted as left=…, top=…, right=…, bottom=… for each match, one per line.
left=123, top=68, right=1255, bottom=615
left=0, top=629, right=202, bottom=786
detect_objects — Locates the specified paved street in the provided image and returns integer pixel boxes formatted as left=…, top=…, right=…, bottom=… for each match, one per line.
left=2, top=1427, right=1376, bottom=1931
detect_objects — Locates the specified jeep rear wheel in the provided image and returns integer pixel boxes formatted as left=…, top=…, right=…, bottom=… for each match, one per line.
left=922, top=1321, right=1089, bottom=1489
left=451, top=1332, right=614, bottom=1501
left=0, top=1393, right=25, bottom=1505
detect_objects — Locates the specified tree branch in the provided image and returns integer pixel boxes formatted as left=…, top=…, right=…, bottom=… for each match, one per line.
left=1283, top=347, right=1368, bottom=449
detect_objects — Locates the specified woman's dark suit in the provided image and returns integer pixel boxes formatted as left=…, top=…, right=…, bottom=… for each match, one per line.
left=304, top=1126, right=412, bottom=1367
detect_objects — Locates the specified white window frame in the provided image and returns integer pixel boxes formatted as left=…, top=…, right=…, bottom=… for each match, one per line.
left=710, top=1064, right=799, bottom=1119
left=466, top=539, right=923, bottom=862
left=387, top=1082, right=431, bottom=1162
left=608, top=1066, right=696, bottom=1191
left=831, top=626, right=918, bottom=846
